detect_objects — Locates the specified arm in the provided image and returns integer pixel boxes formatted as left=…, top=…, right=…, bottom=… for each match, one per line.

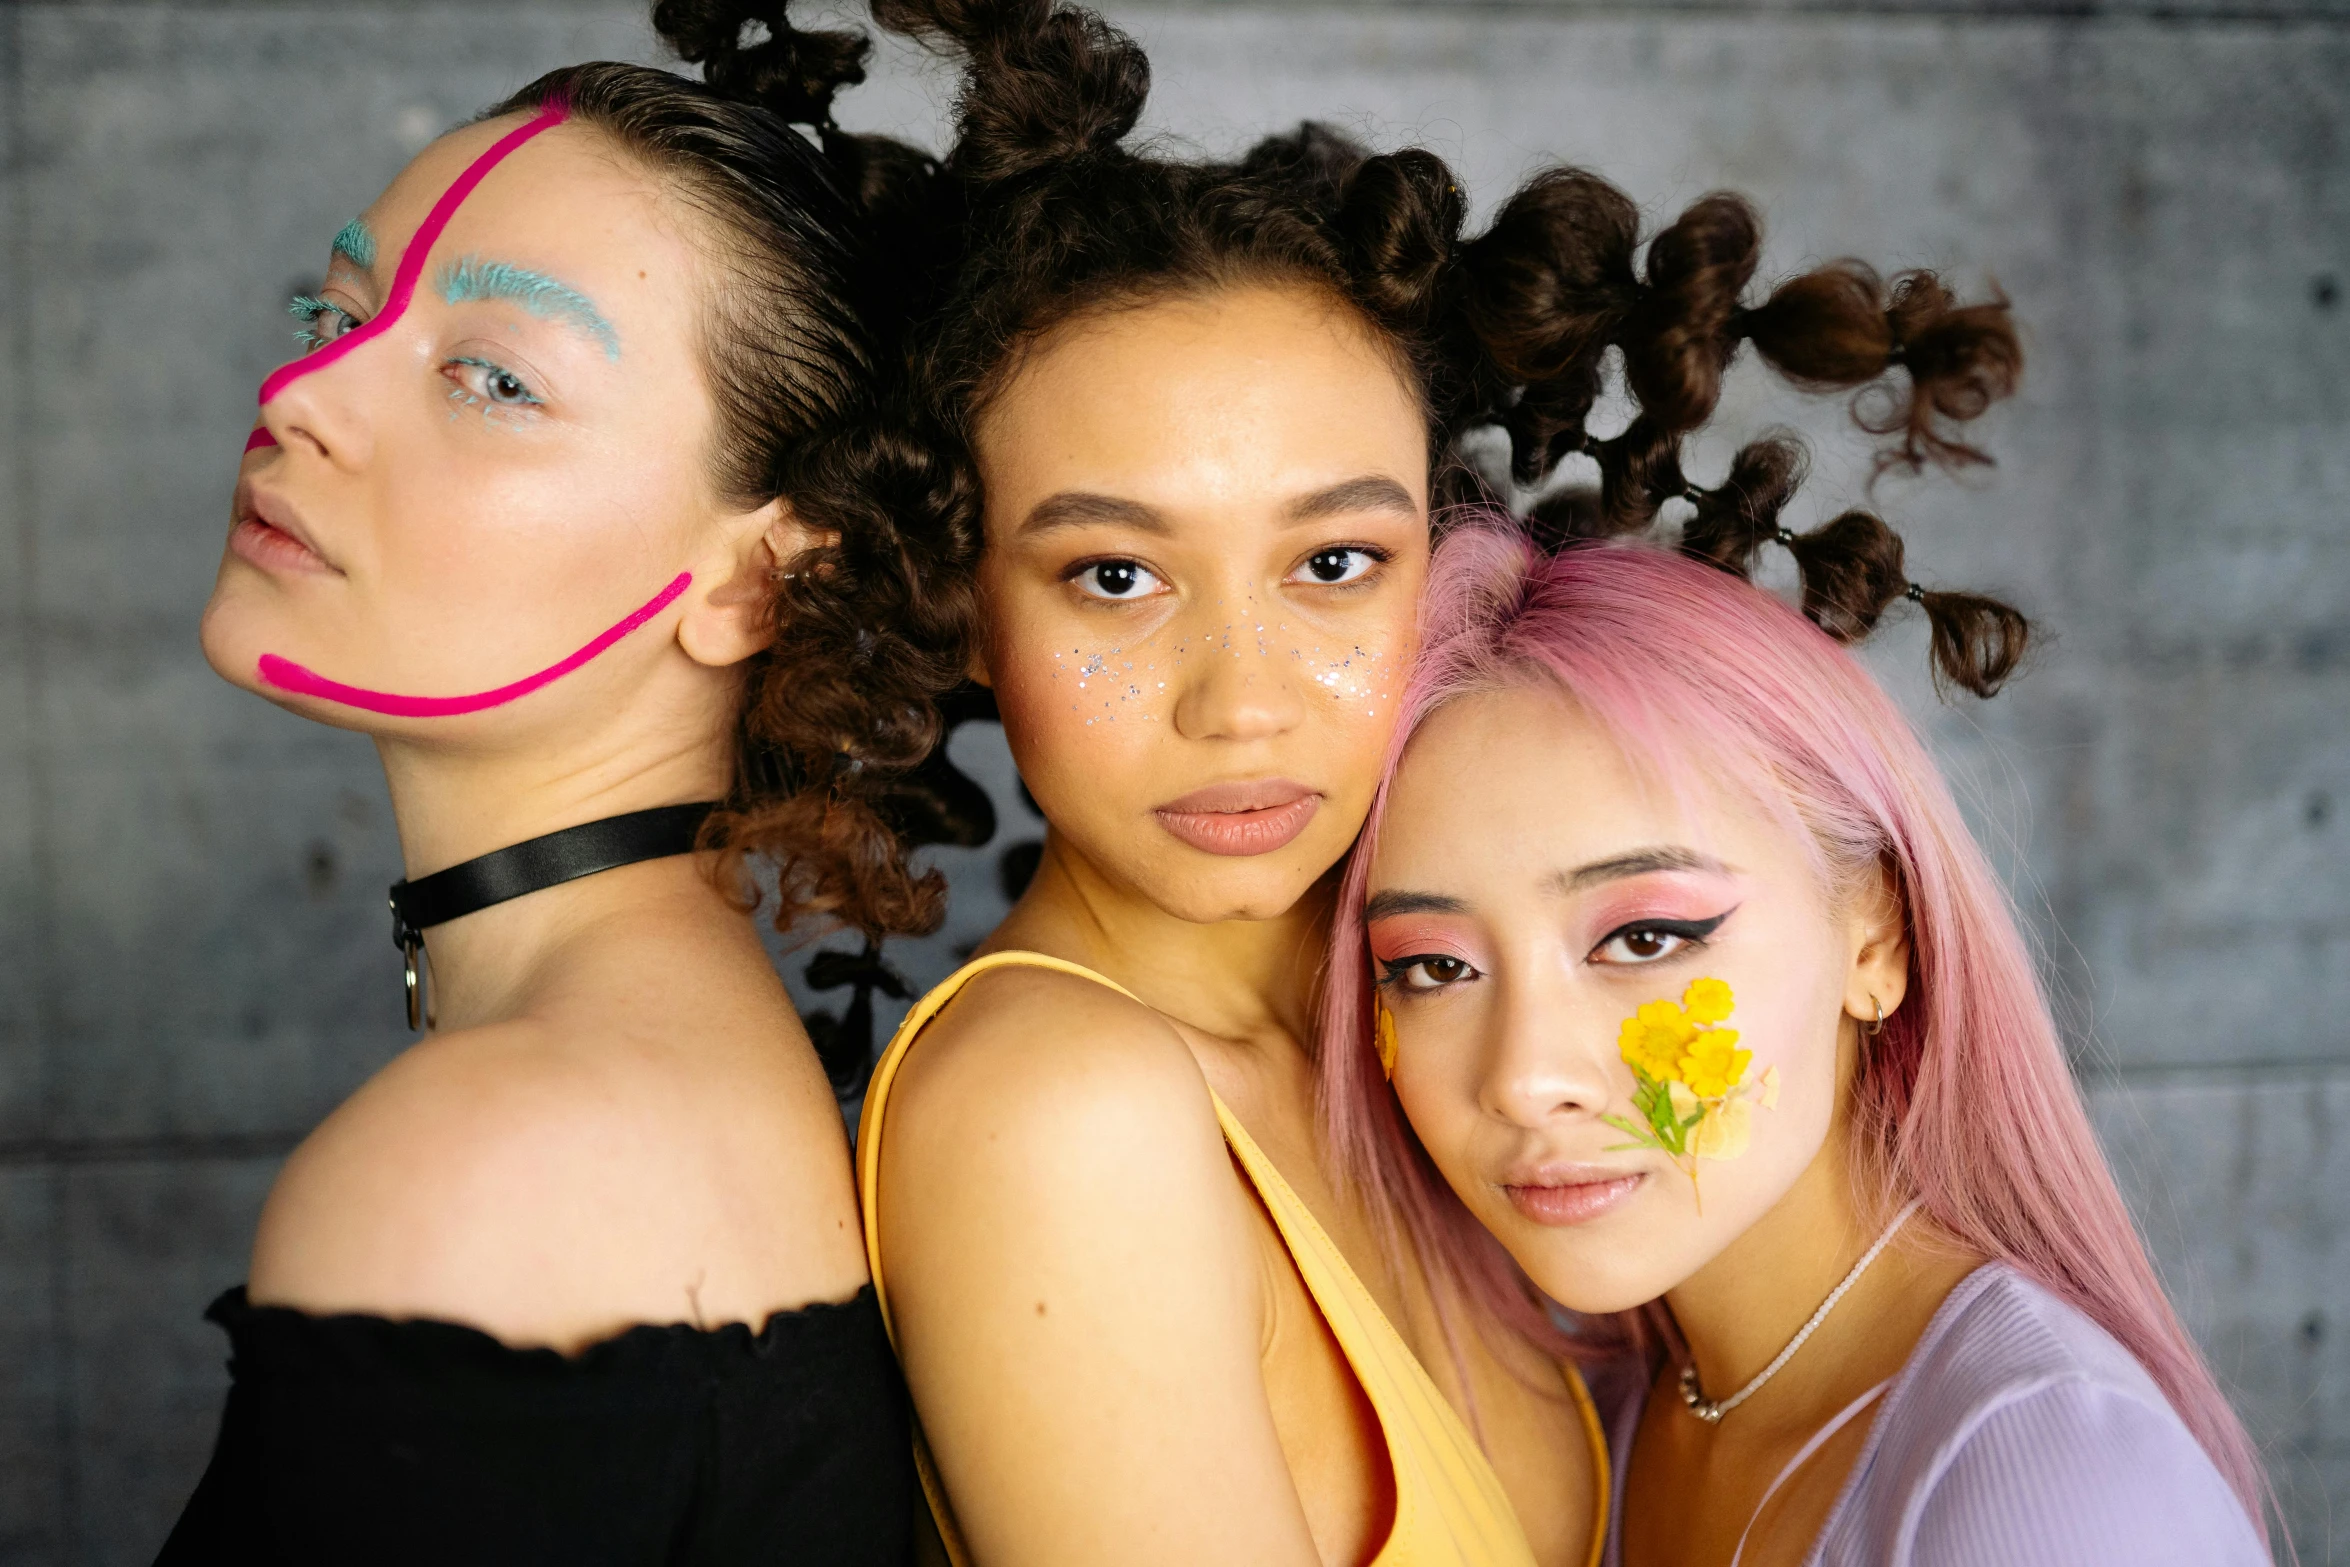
left=876, top=969, right=1325, bottom=1567
left=1909, top=1380, right=2272, bottom=1567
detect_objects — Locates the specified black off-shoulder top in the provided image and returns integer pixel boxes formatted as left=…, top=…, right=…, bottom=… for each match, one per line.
left=156, top=1283, right=913, bottom=1566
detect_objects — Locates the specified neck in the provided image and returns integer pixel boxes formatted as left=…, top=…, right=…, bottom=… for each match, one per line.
left=994, top=830, right=1334, bottom=1048
left=377, top=721, right=732, bottom=1032
left=1666, top=1125, right=1884, bottom=1406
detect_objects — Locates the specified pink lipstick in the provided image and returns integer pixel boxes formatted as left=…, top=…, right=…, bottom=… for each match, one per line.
left=1154, top=778, right=1321, bottom=857
left=1503, top=1166, right=1644, bottom=1227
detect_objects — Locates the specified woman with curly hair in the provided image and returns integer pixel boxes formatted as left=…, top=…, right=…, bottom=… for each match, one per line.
left=159, top=3, right=961, bottom=1559
left=848, top=0, right=2026, bottom=1562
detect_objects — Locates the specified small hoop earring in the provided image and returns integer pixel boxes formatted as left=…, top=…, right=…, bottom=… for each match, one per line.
left=1862, top=996, right=1885, bottom=1037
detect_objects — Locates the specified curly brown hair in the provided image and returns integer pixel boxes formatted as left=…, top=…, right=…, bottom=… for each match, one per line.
left=490, top=1, right=977, bottom=963
left=873, top=0, right=2032, bottom=697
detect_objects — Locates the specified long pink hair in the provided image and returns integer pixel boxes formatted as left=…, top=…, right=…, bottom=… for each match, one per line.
left=1318, top=516, right=2269, bottom=1525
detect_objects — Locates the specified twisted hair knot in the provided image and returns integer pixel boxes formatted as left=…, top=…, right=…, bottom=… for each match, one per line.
left=654, top=0, right=871, bottom=126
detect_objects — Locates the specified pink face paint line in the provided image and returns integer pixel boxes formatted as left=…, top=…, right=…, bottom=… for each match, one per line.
left=253, top=102, right=568, bottom=412
left=257, top=570, right=691, bottom=718
left=245, top=428, right=278, bottom=452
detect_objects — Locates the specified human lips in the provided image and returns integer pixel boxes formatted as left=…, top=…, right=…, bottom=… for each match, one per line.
left=1153, top=778, right=1322, bottom=857
left=1501, top=1161, right=1645, bottom=1227
left=229, top=481, right=337, bottom=576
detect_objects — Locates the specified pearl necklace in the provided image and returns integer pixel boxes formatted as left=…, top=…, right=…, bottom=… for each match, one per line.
left=1678, top=1199, right=1923, bottom=1424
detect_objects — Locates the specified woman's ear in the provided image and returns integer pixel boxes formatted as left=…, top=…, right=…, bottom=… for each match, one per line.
left=1842, top=857, right=1911, bottom=1029
left=678, top=499, right=833, bottom=670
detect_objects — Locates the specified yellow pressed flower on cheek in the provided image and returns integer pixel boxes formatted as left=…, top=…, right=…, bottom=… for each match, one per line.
left=1618, top=1000, right=1696, bottom=1081
left=1678, top=1030, right=1751, bottom=1098
left=1601, top=980, right=1775, bottom=1211
left=1683, top=977, right=1735, bottom=1026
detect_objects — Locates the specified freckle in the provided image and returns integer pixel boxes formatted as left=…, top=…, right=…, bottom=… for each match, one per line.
left=1035, top=1301, right=1047, bottom=1316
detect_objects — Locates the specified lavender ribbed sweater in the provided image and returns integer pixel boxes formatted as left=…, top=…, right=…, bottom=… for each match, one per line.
left=1595, top=1263, right=2271, bottom=1566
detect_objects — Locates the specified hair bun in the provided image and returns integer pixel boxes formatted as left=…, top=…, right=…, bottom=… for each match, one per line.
left=1879, top=270, right=2022, bottom=473
left=654, top=0, right=871, bottom=126
left=1739, top=260, right=2021, bottom=474
left=1678, top=434, right=1807, bottom=574
left=1336, top=150, right=1467, bottom=330
left=1622, top=191, right=1761, bottom=431
left=1460, top=170, right=1641, bottom=383
left=1456, top=169, right=1644, bottom=483
left=1240, top=121, right=1371, bottom=211
left=873, top=0, right=1148, bottom=183
left=1915, top=587, right=2029, bottom=697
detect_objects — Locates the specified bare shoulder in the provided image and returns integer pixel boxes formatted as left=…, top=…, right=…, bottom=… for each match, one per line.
left=252, top=939, right=864, bottom=1351
left=873, top=966, right=1314, bottom=1563
left=877, top=962, right=1252, bottom=1299
left=881, top=963, right=1234, bottom=1206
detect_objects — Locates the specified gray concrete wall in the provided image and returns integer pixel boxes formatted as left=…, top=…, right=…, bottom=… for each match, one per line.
left=1, top=1, right=2343, bottom=1561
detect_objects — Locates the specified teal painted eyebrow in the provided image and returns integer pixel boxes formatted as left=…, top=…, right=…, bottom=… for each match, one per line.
left=331, top=218, right=376, bottom=270
left=434, top=256, right=621, bottom=360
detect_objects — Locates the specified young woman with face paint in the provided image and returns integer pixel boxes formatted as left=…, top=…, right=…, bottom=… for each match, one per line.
left=164, top=5, right=965, bottom=1560
left=1329, top=529, right=2273, bottom=1567
left=840, top=2, right=2025, bottom=1563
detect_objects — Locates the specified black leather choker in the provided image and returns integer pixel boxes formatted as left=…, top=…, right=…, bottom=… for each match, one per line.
left=388, top=802, right=720, bottom=1030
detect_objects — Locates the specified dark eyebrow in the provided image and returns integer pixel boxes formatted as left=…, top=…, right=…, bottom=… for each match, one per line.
left=1363, top=889, right=1470, bottom=921
left=1543, top=848, right=1730, bottom=895
left=1017, top=492, right=1168, bottom=537
left=1019, top=476, right=1419, bottom=539
left=1284, top=475, right=1420, bottom=525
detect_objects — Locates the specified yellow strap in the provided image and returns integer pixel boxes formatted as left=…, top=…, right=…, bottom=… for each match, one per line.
left=857, top=950, right=1604, bottom=1567
left=1212, top=1105, right=1538, bottom=1566
left=858, top=952, right=1144, bottom=1566
left=860, top=950, right=1142, bottom=1332
left=1570, top=1361, right=1610, bottom=1567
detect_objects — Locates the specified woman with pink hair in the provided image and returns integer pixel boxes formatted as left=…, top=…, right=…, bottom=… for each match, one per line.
left=1324, top=526, right=2275, bottom=1565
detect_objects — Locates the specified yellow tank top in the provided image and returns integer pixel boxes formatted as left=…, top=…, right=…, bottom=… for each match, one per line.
left=856, top=951, right=1609, bottom=1567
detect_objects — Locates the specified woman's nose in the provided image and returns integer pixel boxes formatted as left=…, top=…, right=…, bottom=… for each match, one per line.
left=252, top=318, right=402, bottom=472
left=1168, top=605, right=1309, bottom=743
left=1480, top=978, right=1619, bottom=1130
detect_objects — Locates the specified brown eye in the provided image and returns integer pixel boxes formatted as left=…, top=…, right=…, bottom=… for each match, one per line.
left=1387, top=954, right=1479, bottom=993
left=1596, top=928, right=1688, bottom=965
left=1590, top=910, right=1734, bottom=967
